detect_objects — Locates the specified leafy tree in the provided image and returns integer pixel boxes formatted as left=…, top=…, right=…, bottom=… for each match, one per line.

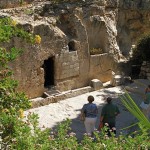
left=132, top=33, right=150, bottom=64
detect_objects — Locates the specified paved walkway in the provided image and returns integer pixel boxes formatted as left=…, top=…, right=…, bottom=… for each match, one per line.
left=25, top=83, right=144, bottom=141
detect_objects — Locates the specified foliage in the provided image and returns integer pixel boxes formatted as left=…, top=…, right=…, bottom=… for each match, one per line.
left=35, top=35, right=41, bottom=44
left=3, top=117, right=149, bottom=150
left=90, top=48, right=103, bottom=55
left=19, top=0, right=24, bottom=5
left=0, top=18, right=35, bottom=43
left=24, top=9, right=34, bottom=15
left=0, top=17, right=39, bottom=146
left=2, top=90, right=149, bottom=149
left=8, top=113, right=51, bottom=150
left=132, top=33, right=150, bottom=64
left=47, top=119, right=78, bottom=149
left=120, top=91, right=150, bottom=131
left=0, top=17, right=150, bottom=149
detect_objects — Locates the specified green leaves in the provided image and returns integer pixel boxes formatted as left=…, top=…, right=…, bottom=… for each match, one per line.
left=0, top=17, right=35, bottom=43
left=0, top=25, right=14, bottom=42
left=132, top=32, right=150, bottom=63
left=120, top=91, right=150, bottom=131
left=0, top=17, right=34, bottom=146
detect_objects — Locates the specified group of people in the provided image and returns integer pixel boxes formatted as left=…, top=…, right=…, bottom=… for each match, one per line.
left=81, top=95, right=120, bottom=137
left=81, top=85, right=150, bottom=137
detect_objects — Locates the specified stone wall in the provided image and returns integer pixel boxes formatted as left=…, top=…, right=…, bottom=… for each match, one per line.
left=89, top=53, right=114, bottom=82
left=9, top=37, right=45, bottom=99
left=117, top=0, right=150, bottom=56
left=55, top=51, right=79, bottom=80
left=139, top=61, right=150, bottom=80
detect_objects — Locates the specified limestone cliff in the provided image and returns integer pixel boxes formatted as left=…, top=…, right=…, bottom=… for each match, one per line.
left=0, top=0, right=150, bottom=98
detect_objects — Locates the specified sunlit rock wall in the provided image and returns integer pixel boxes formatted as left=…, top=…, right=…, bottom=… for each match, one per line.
left=0, top=0, right=150, bottom=98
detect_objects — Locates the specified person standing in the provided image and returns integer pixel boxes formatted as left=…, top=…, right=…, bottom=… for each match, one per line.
left=99, top=97, right=120, bottom=136
left=81, top=95, right=98, bottom=136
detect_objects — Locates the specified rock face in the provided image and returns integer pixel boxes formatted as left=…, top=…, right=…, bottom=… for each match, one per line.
left=117, top=0, right=150, bottom=56
left=0, top=0, right=33, bottom=9
left=0, top=0, right=150, bottom=98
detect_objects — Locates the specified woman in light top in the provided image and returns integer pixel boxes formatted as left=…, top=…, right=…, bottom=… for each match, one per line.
left=81, top=95, right=98, bottom=136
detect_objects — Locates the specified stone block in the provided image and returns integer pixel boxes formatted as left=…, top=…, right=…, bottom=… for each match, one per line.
left=111, top=74, right=124, bottom=86
left=90, top=79, right=103, bottom=90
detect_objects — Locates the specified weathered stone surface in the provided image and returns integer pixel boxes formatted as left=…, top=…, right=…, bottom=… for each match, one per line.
left=55, top=51, right=79, bottom=80
left=90, top=79, right=103, bottom=90
left=0, top=0, right=33, bottom=9
left=117, top=0, right=150, bottom=57
left=118, top=0, right=150, bottom=9
left=30, top=86, right=92, bottom=108
left=89, top=53, right=114, bottom=82
left=0, top=0, right=150, bottom=98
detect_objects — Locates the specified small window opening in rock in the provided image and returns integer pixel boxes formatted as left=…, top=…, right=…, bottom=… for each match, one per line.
left=42, top=57, right=54, bottom=88
left=68, top=40, right=76, bottom=51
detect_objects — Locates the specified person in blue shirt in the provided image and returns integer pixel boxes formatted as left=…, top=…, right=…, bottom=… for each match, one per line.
left=81, top=95, right=98, bottom=136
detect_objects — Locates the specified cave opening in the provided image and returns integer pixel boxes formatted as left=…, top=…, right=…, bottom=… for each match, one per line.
left=42, top=57, right=54, bottom=88
left=131, top=65, right=141, bottom=79
left=68, top=40, right=76, bottom=51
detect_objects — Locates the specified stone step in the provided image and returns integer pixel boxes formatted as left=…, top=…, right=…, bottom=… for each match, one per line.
left=30, top=86, right=93, bottom=108
left=43, top=90, right=61, bottom=97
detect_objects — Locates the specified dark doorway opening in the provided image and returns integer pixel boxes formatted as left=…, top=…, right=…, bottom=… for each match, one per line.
left=42, top=57, right=54, bottom=88
left=68, top=40, right=76, bottom=51
left=131, top=65, right=141, bottom=79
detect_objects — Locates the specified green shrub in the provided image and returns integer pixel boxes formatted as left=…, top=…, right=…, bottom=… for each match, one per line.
left=132, top=33, right=150, bottom=64
left=9, top=113, right=51, bottom=150
left=0, top=17, right=35, bottom=146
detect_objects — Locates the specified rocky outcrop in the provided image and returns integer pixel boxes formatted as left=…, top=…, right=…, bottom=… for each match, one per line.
left=0, top=0, right=34, bottom=9
left=117, top=0, right=150, bottom=56
left=0, top=0, right=150, bottom=98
